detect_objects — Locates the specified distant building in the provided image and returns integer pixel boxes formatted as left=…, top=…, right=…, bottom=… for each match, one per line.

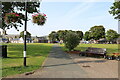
left=1, top=34, right=33, bottom=43
left=1, top=34, right=49, bottom=43
left=33, top=36, right=49, bottom=43
left=98, top=38, right=107, bottom=44
left=4, top=34, right=20, bottom=39
left=11, top=37, right=24, bottom=43
left=11, top=37, right=32, bottom=43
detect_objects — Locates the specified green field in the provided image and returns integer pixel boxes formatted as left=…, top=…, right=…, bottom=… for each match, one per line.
left=61, top=44, right=119, bottom=54
left=2, top=43, right=53, bottom=77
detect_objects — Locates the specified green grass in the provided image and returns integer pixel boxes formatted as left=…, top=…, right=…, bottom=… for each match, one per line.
left=60, top=44, right=119, bottom=55
left=2, top=43, right=53, bottom=77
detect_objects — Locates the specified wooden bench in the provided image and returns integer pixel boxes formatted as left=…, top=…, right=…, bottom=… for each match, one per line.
left=79, top=47, right=107, bottom=58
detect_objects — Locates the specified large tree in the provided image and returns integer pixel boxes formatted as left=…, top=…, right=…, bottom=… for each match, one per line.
left=1, top=2, right=40, bottom=34
left=49, top=30, right=83, bottom=42
left=106, top=29, right=119, bottom=41
left=84, top=31, right=91, bottom=41
left=109, top=1, right=120, bottom=20
left=76, top=31, right=83, bottom=40
left=57, top=30, right=68, bottom=41
left=89, top=25, right=105, bottom=40
left=48, top=31, right=58, bottom=42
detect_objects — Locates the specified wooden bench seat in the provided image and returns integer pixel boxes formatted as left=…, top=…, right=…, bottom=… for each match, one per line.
left=79, top=47, right=107, bottom=58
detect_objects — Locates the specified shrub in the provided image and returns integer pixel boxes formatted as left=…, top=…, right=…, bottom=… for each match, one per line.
left=64, top=32, right=80, bottom=51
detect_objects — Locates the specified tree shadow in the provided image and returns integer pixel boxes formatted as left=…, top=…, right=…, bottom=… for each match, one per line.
left=3, top=57, right=29, bottom=59
left=43, top=60, right=107, bottom=68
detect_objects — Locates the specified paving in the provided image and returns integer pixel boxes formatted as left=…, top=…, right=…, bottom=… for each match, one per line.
left=7, top=45, right=88, bottom=78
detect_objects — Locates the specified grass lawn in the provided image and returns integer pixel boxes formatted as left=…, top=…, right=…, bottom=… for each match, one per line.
left=60, top=44, right=119, bottom=54
left=2, top=43, right=53, bottom=77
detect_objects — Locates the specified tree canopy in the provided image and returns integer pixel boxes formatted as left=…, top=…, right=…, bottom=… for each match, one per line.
left=89, top=25, right=105, bottom=40
left=106, top=29, right=119, bottom=41
left=48, top=30, right=83, bottom=42
left=48, top=31, right=58, bottom=41
left=84, top=31, right=91, bottom=41
left=109, top=1, right=120, bottom=20
left=76, top=31, right=83, bottom=40
left=57, top=30, right=68, bottom=41
left=1, top=2, right=40, bottom=32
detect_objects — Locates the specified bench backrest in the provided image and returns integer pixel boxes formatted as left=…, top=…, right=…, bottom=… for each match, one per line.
left=87, top=47, right=106, bottom=54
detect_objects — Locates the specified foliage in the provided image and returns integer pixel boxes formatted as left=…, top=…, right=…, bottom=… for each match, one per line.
left=76, top=31, right=83, bottom=40
left=48, top=31, right=58, bottom=41
left=57, top=30, right=68, bottom=41
left=2, top=43, right=53, bottom=77
left=64, top=32, right=80, bottom=51
left=109, top=1, right=120, bottom=20
left=1, top=2, right=40, bottom=32
left=20, top=31, right=31, bottom=39
left=84, top=31, right=91, bottom=41
left=32, top=13, right=47, bottom=25
left=49, top=30, right=83, bottom=43
left=106, top=29, right=119, bottom=41
left=89, top=25, right=105, bottom=40
left=49, top=30, right=69, bottom=42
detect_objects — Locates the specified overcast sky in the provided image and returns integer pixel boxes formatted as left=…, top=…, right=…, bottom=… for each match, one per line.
left=6, top=0, right=118, bottom=36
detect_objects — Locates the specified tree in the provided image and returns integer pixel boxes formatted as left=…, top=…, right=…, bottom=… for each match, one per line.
left=89, top=25, right=105, bottom=40
left=76, top=31, right=83, bottom=40
left=48, top=31, right=58, bottom=42
left=106, top=29, right=119, bottom=41
left=1, top=2, right=40, bottom=34
left=20, top=31, right=31, bottom=39
left=109, top=1, right=120, bottom=20
left=57, top=30, right=68, bottom=41
left=84, top=31, right=91, bottom=41
left=64, top=32, right=80, bottom=51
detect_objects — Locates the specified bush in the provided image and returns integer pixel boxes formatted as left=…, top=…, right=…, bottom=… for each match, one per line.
left=64, top=32, right=80, bottom=51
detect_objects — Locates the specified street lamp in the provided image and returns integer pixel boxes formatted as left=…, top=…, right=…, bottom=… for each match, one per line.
left=23, top=0, right=43, bottom=67
left=23, top=1, right=28, bottom=67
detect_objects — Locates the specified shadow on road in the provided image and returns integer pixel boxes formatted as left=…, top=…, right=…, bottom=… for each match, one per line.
left=43, top=60, right=106, bottom=68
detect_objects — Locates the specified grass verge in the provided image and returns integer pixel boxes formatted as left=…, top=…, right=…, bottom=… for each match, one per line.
left=2, top=43, right=53, bottom=77
left=60, top=44, right=119, bottom=54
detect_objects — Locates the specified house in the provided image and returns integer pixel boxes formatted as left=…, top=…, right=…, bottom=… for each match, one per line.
left=2, top=34, right=20, bottom=42
left=11, top=37, right=24, bottom=43
left=11, top=37, right=32, bottom=43
left=33, top=36, right=49, bottom=43
left=2, top=34, right=33, bottom=43
left=98, top=38, right=108, bottom=44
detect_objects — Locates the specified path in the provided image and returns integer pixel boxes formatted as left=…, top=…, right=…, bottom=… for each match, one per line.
left=7, top=45, right=88, bottom=78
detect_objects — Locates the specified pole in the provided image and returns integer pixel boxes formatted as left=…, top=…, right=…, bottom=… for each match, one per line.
left=23, top=1, right=27, bottom=67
